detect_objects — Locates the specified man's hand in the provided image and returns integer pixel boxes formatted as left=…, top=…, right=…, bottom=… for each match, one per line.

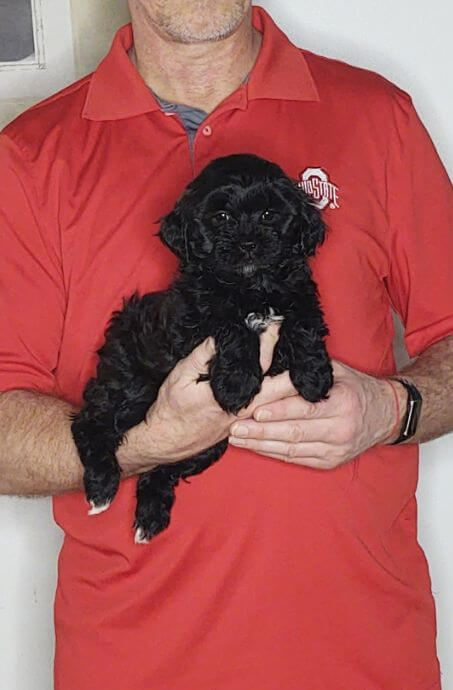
left=118, top=323, right=281, bottom=475
left=229, top=360, right=405, bottom=469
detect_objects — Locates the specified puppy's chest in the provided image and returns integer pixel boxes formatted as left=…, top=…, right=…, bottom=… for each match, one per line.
left=213, top=300, right=285, bottom=333
left=187, top=298, right=285, bottom=334
left=183, top=289, right=289, bottom=336
left=244, top=306, right=284, bottom=333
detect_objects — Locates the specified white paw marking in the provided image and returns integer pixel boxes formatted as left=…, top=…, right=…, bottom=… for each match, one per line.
left=267, top=306, right=285, bottom=323
left=245, top=312, right=267, bottom=331
left=245, top=307, right=284, bottom=332
left=134, top=527, right=150, bottom=545
left=88, top=501, right=111, bottom=516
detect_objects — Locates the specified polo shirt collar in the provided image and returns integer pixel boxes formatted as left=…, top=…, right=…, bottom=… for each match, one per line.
left=83, top=5, right=319, bottom=122
left=248, top=7, right=319, bottom=103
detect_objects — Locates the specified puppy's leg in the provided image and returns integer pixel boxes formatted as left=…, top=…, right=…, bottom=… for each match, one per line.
left=134, top=439, right=228, bottom=543
left=209, top=324, right=263, bottom=414
left=71, top=407, right=121, bottom=516
left=268, top=317, right=333, bottom=402
left=71, top=293, right=168, bottom=515
left=72, top=383, right=154, bottom=515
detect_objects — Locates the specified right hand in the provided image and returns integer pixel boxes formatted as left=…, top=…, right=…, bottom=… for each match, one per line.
left=118, top=324, right=280, bottom=475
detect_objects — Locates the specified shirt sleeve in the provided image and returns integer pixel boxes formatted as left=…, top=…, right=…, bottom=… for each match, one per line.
left=385, top=96, right=453, bottom=358
left=0, top=132, right=66, bottom=394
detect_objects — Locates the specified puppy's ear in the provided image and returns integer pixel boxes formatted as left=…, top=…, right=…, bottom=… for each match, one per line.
left=159, top=192, right=214, bottom=263
left=276, top=177, right=326, bottom=258
left=299, top=192, right=326, bottom=257
left=159, top=205, right=191, bottom=262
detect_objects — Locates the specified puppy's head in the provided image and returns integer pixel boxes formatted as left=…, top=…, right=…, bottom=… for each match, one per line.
left=159, top=153, right=325, bottom=279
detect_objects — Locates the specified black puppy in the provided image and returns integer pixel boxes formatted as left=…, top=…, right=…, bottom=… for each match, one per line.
left=71, top=154, right=333, bottom=543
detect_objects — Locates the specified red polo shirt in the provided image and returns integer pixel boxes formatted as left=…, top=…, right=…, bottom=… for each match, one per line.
left=1, top=7, right=451, bottom=690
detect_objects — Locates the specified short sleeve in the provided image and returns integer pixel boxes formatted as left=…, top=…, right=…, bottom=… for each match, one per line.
left=0, top=133, right=66, bottom=394
left=385, top=96, right=453, bottom=357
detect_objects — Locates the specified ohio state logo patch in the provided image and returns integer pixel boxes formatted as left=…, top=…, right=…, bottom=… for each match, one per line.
left=298, top=167, right=340, bottom=210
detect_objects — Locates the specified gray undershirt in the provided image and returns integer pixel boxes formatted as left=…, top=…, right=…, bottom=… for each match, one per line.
left=156, top=94, right=208, bottom=148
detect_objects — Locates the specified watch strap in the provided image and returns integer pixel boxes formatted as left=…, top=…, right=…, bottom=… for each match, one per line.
left=390, top=378, right=423, bottom=445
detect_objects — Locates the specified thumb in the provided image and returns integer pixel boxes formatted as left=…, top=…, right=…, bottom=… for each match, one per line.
left=259, top=321, right=281, bottom=373
left=185, top=337, right=216, bottom=376
left=331, top=359, right=353, bottom=379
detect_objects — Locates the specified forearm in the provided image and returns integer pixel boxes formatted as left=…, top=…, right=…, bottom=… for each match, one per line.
left=0, top=390, right=157, bottom=497
left=394, top=335, right=453, bottom=444
left=0, top=340, right=232, bottom=496
left=0, top=390, right=84, bottom=495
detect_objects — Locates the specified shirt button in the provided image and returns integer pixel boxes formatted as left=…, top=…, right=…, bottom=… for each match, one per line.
left=202, top=125, right=212, bottom=137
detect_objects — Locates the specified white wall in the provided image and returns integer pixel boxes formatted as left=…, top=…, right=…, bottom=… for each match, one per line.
left=0, top=1, right=451, bottom=689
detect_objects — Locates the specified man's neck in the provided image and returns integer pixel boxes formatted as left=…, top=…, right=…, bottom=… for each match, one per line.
left=129, top=7, right=261, bottom=113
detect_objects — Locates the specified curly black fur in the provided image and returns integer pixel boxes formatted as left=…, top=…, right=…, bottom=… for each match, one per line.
left=71, top=154, right=333, bottom=543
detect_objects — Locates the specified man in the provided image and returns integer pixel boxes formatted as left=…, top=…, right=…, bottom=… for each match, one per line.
left=0, top=1, right=451, bottom=688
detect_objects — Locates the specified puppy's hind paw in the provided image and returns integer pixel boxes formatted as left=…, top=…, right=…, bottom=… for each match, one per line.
left=134, top=527, right=150, bottom=545
left=88, top=500, right=112, bottom=516
left=133, top=519, right=167, bottom=544
left=133, top=506, right=171, bottom=544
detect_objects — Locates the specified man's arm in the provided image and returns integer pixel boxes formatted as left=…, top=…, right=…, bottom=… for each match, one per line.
left=398, top=335, right=453, bottom=444
left=0, top=327, right=280, bottom=496
left=0, top=339, right=223, bottom=496
left=0, top=390, right=83, bottom=495
left=228, top=335, right=453, bottom=467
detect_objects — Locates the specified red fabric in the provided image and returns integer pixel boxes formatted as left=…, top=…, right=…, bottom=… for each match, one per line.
left=1, top=7, right=451, bottom=689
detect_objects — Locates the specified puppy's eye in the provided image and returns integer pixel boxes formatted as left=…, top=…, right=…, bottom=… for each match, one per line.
left=260, top=210, right=274, bottom=222
left=211, top=211, right=232, bottom=226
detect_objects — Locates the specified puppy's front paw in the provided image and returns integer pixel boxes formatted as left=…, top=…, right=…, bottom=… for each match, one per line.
left=88, top=501, right=112, bottom=516
left=290, top=360, right=333, bottom=403
left=211, top=366, right=262, bottom=414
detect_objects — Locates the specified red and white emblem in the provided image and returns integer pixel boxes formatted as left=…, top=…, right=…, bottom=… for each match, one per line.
left=298, top=168, right=340, bottom=210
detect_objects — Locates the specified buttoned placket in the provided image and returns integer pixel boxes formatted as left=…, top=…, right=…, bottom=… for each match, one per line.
left=158, top=93, right=247, bottom=174
left=189, top=85, right=249, bottom=174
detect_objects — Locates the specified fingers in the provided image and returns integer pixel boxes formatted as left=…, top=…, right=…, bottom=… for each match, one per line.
left=230, top=418, right=339, bottom=444
left=331, top=359, right=353, bottom=378
left=228, top=436, right=332, bottom=465
left=242, top=450, right=342, bottom=471
left=183, top=337, right=216, bottom=376
left=252, top=393, right=332, bottom=423
left=259, top=322, right=280, bottom=373
left=228, top=428, right=350, bottom=470
left=236, top=371, right=297, bottom=419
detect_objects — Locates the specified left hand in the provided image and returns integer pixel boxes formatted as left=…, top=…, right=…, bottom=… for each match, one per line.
left=229, top=360, right=404, bottom=469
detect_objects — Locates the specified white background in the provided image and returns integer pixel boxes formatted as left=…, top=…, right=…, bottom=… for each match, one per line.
left=0, top=1, right=452, bottom=688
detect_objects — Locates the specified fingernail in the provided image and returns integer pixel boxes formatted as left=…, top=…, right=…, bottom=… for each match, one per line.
left=255, top=410, right=272, bottom=421
left=231, top=424, right=249, bottom=437
left=229, top=436, right=246, bottom=446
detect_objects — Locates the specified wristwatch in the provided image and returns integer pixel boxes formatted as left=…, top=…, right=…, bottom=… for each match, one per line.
left=391, top=378, right=423, bottom=445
